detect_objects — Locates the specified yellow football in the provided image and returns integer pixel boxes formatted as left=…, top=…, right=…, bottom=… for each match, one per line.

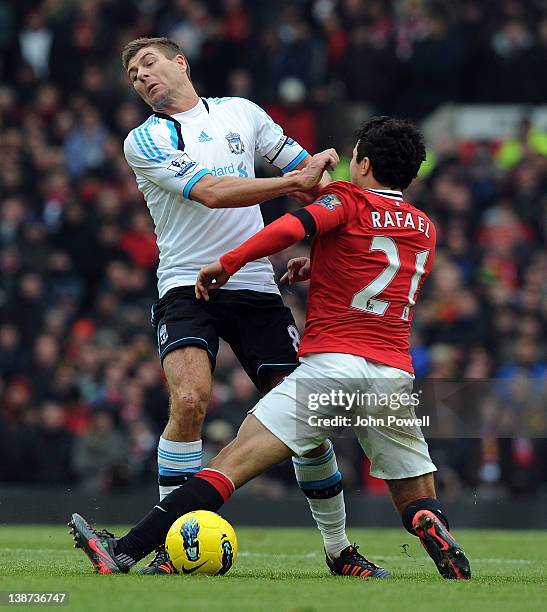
left=165, top=510, right=238, bottom=576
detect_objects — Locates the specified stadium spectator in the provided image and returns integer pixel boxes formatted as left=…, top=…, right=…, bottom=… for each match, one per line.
left=35, top=402, right=75, bottom=484
left=267, top=77, right=318, bottom=154
left=18, top=9, right=52, bottom=79
left=72, top=408, right=129, bottom=493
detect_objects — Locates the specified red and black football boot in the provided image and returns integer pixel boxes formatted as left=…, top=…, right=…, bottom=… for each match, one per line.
left=68, top=513, right=129, bottom=574
left=138, top=546, right=177, bottom=575
left=412, top=510, right=471, bottom=580
left=326, top=544, right=391, bottom=578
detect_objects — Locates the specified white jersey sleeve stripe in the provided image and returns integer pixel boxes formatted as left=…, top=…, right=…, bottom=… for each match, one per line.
left=138, top=127, right=158, bottom=160
left=135, top=126, right=167, bottom=163
left=143, top=125, right=168, bottom=161
left=133, top=129, right=156, bottom=161
left=282, top=149, right=308, bottom=173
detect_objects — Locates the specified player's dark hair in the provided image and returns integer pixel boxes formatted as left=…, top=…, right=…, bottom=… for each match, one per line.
left=122, top=37, right=191, bottom=80
left=355, top=117, right=426, bottom=190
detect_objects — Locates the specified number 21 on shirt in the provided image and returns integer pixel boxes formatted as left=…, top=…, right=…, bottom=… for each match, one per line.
left=350, top=236, right=429, bottom=321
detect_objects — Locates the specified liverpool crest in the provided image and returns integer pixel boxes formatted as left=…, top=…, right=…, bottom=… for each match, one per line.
left=159, top=324, right=168, bottom=345
left=225, top=132, right=245, bottom=155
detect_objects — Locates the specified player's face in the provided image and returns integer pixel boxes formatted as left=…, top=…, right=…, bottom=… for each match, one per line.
left=127, top=47, right=188, bottom=110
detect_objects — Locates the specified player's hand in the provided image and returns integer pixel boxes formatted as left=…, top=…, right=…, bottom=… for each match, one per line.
left=195, top=260, right=230, bottom=301
left=291, top=149, right=339, bottom=191
left=280, top=257, right=311, bottom=285
left=289, top=182, right=325, bottom=204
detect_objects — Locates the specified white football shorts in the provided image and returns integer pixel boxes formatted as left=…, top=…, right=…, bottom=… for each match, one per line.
left=250, top=352, right=437, bottom=480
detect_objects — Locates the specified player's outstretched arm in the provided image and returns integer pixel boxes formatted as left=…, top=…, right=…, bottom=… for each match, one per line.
left=191, top=149, right=338, bottom=209
left=195, top=213, right=310, bottom=300
left=196, top=181, right=351, bottom=298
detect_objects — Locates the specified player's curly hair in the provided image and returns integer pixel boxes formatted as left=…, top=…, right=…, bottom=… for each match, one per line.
left=355, top=117, right=426, bottom=190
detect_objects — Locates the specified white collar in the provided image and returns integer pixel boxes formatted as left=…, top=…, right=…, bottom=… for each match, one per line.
left=365, top=187, right=403, bottom=200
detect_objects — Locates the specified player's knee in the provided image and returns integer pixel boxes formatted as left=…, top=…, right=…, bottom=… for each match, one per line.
left=302, top=440, right=330, bottom=459
left=169, top=389, right=208, bottom=427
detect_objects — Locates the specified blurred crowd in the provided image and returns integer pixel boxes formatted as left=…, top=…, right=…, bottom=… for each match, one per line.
left=0, top=0, right=546, bottom=499
left=2, top=0, right=547, bottom=117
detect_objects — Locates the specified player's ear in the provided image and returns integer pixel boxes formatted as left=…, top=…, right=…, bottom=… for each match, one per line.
left=175, top=54, right=187, bottom=72
left=361, top=157, right=372, bottom=177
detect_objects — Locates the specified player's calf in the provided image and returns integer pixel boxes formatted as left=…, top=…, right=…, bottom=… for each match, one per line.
left=293, top=440, right=390, bottom=577
left=292, top=440, right=351, bottom=560
left=158, top=348, right=211, bottom=503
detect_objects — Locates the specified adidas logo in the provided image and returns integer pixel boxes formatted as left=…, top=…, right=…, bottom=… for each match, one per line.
left=198, top=131, right=212, bottom=142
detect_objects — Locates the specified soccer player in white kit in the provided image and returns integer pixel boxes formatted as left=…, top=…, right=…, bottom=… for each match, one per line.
left=120, top=37, right=361, bottom=575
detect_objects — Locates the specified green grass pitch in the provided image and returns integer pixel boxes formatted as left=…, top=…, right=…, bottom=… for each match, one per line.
left=1, top=526, right=545, bottom=611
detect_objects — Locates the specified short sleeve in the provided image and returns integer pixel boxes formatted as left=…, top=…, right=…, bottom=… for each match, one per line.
left=241, top=99, right=309, bottom=173
left=124, top=127, right=211, bottom=199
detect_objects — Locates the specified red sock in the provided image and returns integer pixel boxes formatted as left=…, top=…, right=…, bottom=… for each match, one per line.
left=195, top=468, right=235, bottom=502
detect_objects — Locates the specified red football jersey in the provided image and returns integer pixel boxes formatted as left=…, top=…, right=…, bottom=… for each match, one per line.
left=298, top=181, right=436, bottom=373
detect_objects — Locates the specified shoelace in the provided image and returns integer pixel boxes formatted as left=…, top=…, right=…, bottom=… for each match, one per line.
left=150, top=547, right=170, bottom=564
left=92, top=528, right=115, bottom=539
left=343, top=545, right=378, bottom=569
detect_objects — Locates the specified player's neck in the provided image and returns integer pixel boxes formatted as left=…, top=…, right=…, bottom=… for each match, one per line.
left=153, top=88, right=200, bottom=116
left=356, top=177, right=402, bottom=193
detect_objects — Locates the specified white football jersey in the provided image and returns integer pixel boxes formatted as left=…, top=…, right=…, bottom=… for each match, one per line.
left=123, top=96, right=308, bottom=298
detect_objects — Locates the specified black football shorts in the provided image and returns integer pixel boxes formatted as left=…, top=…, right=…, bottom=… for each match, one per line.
left=150, top=287, right=300, bottom=390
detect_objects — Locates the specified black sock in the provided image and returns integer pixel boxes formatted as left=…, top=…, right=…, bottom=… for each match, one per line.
left=115, top=477, right=225, bottom=562
left=158, top=472, right=195, bottom=488
left=401, top=497, right=450, bottom=535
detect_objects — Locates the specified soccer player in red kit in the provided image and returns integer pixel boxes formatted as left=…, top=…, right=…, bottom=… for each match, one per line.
left=69, top=118, right=471, bottom=580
